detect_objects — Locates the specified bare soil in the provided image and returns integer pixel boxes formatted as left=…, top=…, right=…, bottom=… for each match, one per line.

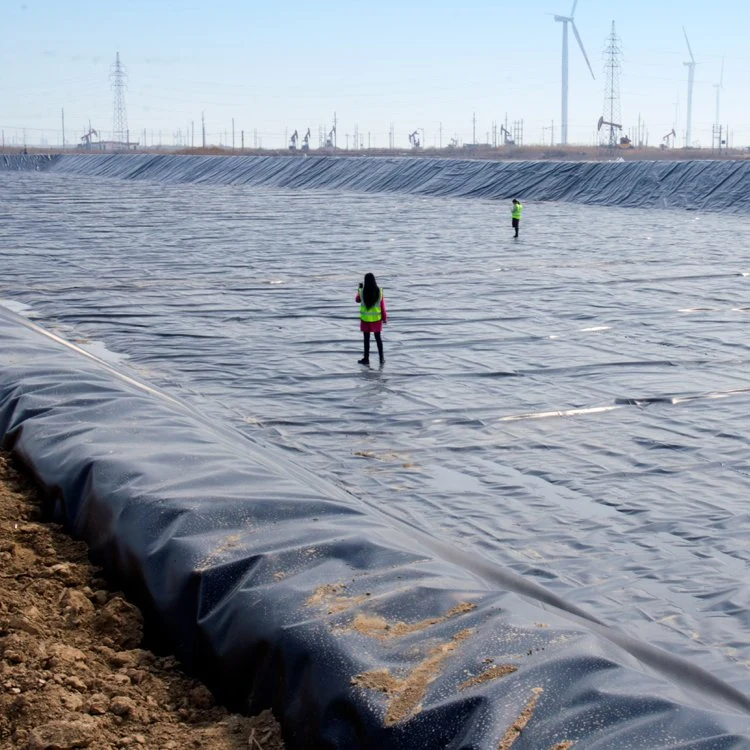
left=6, top=145, right=748, bottom=162
left=0, top=450, right=285, bottom=750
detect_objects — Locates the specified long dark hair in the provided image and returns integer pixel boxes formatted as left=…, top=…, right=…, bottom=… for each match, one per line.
left=362, top=272, right=380, bottom=309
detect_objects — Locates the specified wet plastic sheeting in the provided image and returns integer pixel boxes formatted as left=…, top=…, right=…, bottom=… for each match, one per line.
left=4, top=153, right=750, bottom=211
left=2, top=164, right=750, bottom=745
left=2, top=308, right=750, bottom=748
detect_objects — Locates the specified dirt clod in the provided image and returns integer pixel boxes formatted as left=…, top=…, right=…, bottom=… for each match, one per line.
left=27, top=718, right=97, bottom=749
left=0, top=450, right=285, bottom=749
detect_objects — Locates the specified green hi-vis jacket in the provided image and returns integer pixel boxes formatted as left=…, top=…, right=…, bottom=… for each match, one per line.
left=360, top=289, right=383, bottom=322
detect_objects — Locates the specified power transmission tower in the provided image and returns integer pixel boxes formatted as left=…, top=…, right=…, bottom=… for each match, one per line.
left=110, top=52, right=129, bottom=148
left=512, top=119, right=524, bottom=146
left=601, top=21, right=622, bottom=149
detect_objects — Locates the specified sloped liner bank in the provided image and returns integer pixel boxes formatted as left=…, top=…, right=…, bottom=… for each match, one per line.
left=1, top=306, right=749, bottom=749
left=4, top=152, right=750, bottom=212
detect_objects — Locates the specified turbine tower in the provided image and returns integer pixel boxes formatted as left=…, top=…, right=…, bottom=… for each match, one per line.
left=682, top=27, right=696, bottom=148
left=553, top=0, right=595, bottom=145
left=111, top=51, right=129, bottom=147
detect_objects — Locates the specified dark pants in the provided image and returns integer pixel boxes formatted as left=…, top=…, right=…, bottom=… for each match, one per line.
left=512, top=218, right=520, bottom=236
left=363, top=331, right=383, bottom=361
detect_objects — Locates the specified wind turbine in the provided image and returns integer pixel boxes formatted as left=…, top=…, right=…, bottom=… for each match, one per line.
left=682, top=26, right=696, bottom=148
left=553, top=0, right=595, bottom=145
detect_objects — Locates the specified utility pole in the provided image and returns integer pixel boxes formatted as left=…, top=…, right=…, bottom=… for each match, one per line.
left=201, top=111, right=206, bottom=149
left=542, top=123, right=552, bottom=145
left=241, top=130, right=244, bottom=150
left=714, top=58, right=725, bottom=137
left=713, top=59, right=725, bottom=152
left=333, top=111, right=337, bottom=149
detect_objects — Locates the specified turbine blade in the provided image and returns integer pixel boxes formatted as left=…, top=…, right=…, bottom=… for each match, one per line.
left=570, top=0, right=578, bottom=17
left=719, top=57, right=724, bottom=88
left=682, top=26, right=695, bottom=63
left=571, top=20, right=595, bottom=79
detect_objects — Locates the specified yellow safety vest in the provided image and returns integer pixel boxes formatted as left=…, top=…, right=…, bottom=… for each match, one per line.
left=360, top=288, right=383, bottom=323
left=512, top=202, right=523, bottom=220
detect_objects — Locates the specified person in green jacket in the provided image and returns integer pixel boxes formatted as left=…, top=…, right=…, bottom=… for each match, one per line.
left=511, top=198, right=522, bottom=238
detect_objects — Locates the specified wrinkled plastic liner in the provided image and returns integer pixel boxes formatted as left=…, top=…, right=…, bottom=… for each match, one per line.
left=2, top=309, right=750, bottom=748
left=4, top=153, right=750, bottom=212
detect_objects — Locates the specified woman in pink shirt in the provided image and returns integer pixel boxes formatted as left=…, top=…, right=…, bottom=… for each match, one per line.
left=355, top=272, right=387, bottom=366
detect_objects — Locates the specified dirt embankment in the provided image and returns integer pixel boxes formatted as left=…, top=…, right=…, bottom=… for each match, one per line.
left=4, top=145, right=747, bottom=161
left=0, top=450, right=285, bottom=750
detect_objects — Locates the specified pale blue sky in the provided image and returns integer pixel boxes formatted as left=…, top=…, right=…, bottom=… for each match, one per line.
left=1, top=1, right=747, bottom=149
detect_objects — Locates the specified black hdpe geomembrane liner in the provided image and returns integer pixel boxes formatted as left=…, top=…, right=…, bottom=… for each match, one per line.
left=5, top=153, right=750, bottom=212
left=2, top=310, right=750, bottom=748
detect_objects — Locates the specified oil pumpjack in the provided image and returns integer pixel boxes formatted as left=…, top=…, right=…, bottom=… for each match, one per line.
left=660, top=128, right=676, bottom=150
left=597, top=116, right=632, bottom=149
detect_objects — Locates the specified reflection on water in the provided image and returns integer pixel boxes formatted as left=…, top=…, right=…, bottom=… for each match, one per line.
left=2, top=171, right=750, bottom=693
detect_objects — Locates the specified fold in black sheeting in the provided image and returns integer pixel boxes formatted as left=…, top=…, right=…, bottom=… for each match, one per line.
left=4, top=153, right=750, bottom=212
left=1, top=306, right=750, bottom=749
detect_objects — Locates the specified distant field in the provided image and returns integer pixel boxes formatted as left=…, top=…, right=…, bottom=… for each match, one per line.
left=3, top=144, right=748, bottom=161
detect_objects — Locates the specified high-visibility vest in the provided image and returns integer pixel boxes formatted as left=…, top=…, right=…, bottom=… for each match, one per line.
left=512, top=202, right=523, bottom=220
left=360, top=288, right=383, bottom=323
